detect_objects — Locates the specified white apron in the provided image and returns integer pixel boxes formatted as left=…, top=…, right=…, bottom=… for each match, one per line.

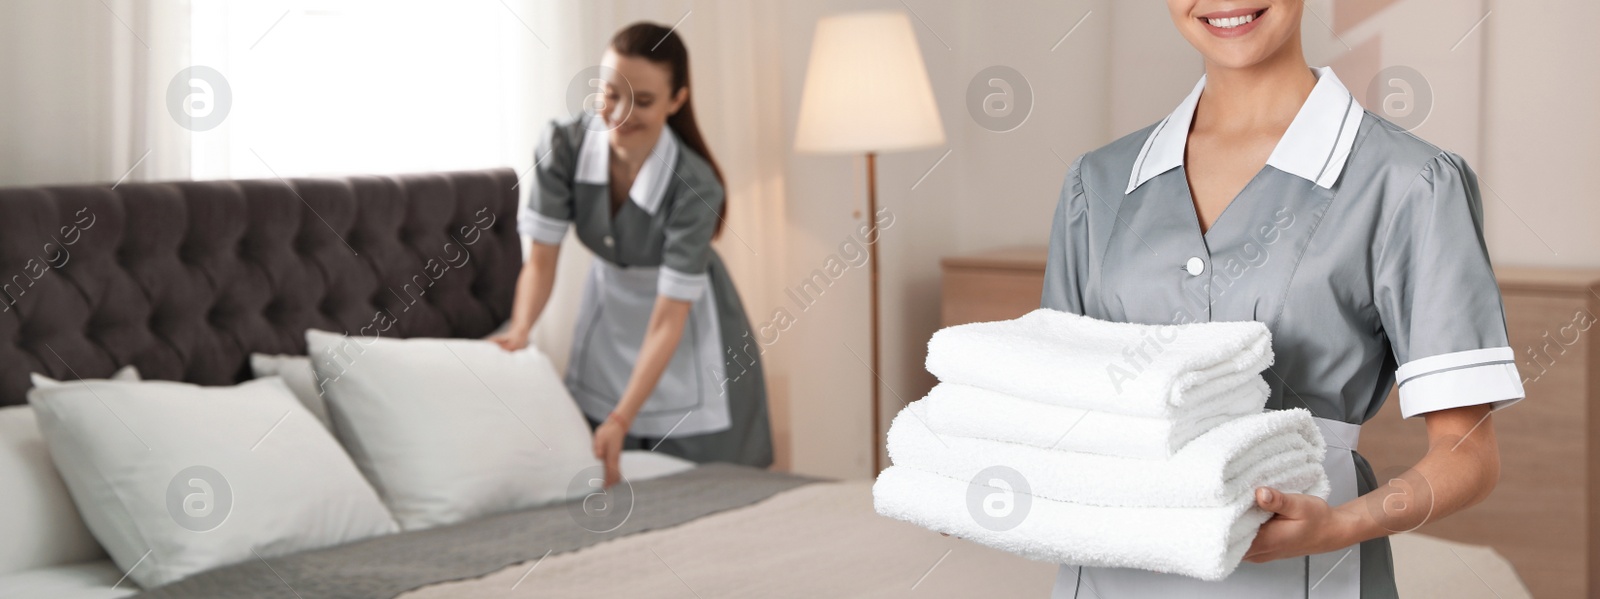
left=1051, top=417, right=1363, bottom=598
left=565, top=258, right=731, bottom=438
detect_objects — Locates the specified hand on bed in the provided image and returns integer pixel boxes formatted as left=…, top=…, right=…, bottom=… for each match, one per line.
left=593, top=416, right=627, bottom=488
left=489, top=330, right=529, bottom=351
left=1242, top=487, right=1354, bottom=563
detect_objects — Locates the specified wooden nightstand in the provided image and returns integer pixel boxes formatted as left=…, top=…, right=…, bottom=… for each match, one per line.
left=938, top=246, right=1049, bottom=327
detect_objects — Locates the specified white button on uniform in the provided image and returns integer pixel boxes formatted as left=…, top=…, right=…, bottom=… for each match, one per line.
left=603, top=235, right=614, bottom=247
left=1185, top=256, right=1205, bottom=276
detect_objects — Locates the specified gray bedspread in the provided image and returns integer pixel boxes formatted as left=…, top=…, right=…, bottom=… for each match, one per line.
left=133, top=464, right=816, bottom=599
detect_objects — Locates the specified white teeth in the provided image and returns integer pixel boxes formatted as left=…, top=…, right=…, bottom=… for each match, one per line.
left=1206, top=13, right=1256, bottom=28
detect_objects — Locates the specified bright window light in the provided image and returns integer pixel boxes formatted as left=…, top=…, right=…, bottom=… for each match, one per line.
left=189, top=1, right=539, bottom=180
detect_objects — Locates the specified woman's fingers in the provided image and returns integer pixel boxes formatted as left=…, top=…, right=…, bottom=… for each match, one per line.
left=1255, top=487, right=1291, bottom=515
left=1255, top=487, right=1317, bottom=519
left=488, top=333, right=526, bottom=351
left=603, top=445, right=621, bottom=488
left=590, top=421, right=623, bottom=488
left=1244, top=489, right=1338, bottom=563
left=1243, top=519, right=1288, bottom=562
left=1244, top=489, right=1291, bottom=562
left=1255, top=487, right=1278, bottom=508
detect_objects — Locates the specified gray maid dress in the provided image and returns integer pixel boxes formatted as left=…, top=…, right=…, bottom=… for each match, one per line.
left=517, top=114, right=773, bottom=468
left=1042, top=67, right=1525, bottom=598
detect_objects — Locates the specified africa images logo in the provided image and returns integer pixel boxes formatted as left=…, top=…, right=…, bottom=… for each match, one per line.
left=566, top=465, right=634, bottom=533
left=166, top=66, right=232, bottom=131
left=966, top=465, right=1031, bottom=532
left=166, top=466, right=232, bottom=533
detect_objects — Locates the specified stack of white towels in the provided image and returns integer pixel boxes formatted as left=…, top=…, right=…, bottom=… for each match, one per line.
left=873, top=309, right=1330, bottom=581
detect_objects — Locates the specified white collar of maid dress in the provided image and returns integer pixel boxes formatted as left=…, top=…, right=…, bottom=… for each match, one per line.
left=573, top=116, right=681, bottom=216
left=1125, top=66, right=1365, bottom=195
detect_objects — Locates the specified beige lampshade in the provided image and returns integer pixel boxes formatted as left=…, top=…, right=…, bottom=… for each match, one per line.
left=794, top=10, right=946, bottom=154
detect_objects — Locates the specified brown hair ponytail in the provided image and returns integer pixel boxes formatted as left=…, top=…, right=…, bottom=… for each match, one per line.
left=610, top=22, right=726, bottom=238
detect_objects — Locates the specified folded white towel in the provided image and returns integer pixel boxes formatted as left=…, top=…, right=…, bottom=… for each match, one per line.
left=873, top=465, right=1329, bottom=581
left=918, top=382, right=1267, bottom=459
left=925, top=309, right=1274, bottom=419
left=889, top=407, right=1327, bottom=508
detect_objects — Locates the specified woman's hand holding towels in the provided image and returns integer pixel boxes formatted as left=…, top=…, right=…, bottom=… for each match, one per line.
left=873, top=309, right=1330, bottom=581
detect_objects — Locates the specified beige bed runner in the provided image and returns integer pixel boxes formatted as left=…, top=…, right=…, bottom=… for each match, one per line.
left=401, top=480, right=1056, bottom=598
left=402, top=479, right=1531, bottom=598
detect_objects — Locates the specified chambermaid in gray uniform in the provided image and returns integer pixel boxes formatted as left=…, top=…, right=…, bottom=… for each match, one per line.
left=518, top=114, right=773, bottom=467
left=1042, top=67, right=1524, bottom=598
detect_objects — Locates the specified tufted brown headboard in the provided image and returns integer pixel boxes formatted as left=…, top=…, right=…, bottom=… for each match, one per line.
left=0, top=168, right=522, bottom=407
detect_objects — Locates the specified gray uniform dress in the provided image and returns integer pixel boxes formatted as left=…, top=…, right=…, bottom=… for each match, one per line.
left=518, top=114, right=773, bottom=468
left=1043, top=67, right=1524, bottom=598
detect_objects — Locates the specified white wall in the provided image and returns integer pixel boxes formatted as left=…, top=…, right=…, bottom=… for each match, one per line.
left=1107, top=1, right=1202, bottom=135
left=1479, top=0, right=1600, bottom=267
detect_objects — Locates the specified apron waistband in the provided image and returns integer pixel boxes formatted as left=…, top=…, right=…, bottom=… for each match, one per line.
left=594, top=259, right=659, bottom=279
left=1310, top=415, right=1361, bottom=452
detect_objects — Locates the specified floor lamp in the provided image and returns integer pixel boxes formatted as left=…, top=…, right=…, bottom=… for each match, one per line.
left=794, top=10, right=945, bottom=474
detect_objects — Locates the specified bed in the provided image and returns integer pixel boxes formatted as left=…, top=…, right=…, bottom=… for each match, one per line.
left=0, top=172, right=1534, bottom=598
left=2, top=474, right=1533, bottom=598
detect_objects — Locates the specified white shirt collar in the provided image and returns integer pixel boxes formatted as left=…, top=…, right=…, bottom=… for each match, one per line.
left=574, top=120, right=681, bottom=215
left=1125, top=66, right=1365, bottom=195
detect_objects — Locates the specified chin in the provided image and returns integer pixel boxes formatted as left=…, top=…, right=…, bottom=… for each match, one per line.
left=611, top=124, right=651, bottom=138
left=1194, top=42, right=1284, bottom=70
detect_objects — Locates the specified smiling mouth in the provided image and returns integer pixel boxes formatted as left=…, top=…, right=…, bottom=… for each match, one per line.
left=1203, top=9, right=1264, bottom=28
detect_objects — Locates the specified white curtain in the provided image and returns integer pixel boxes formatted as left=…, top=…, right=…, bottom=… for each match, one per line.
left=0, top=0, right=191, bottom=186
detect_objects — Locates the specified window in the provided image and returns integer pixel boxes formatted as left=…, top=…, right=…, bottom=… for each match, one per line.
left=187, top=1, right=549, bottom=180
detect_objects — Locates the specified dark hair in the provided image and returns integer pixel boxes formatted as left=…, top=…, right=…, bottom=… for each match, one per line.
left=610, top=22, right=726, bottom=238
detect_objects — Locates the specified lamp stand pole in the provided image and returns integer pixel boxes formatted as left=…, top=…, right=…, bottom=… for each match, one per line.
left=865, top=151, right=882, bottom=475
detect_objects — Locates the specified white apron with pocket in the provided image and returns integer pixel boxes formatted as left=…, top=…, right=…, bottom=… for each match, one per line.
left=565, top=258, right=730, bottom=438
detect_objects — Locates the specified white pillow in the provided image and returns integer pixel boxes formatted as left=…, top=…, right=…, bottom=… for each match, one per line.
left=306, top=329, right=598, bottom=530
left=28, top=377, right=398, bottom=589
left=30, top=364, right=141, bottom=388
left=0, top=407, right=108, bottom=576
left=0, top=366, right=141, bottom=575
left=248, top=353, right=331, bottom=429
